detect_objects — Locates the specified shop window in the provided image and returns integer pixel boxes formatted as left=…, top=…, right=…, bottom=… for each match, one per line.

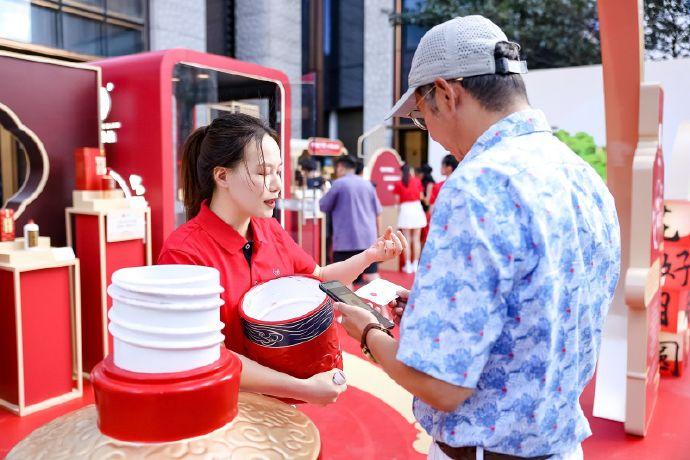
left=69, top=0, right=105, bottom=8
left=106, top=23, right=143, bottom=56
left=171, top=64, right=283, bottom=227
left=30, top=5, right=58, bottom=48
left=62, top=12, right=103, bottom=55
left=107, top=0, right=145, bottom=20
left=0, top=0, right=147, bottom=57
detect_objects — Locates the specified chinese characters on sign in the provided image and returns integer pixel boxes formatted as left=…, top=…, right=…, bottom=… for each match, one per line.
left=660, top=200, right=690, bottom=377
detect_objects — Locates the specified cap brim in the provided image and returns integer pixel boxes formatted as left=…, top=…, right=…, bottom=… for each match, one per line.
left=385, top=86, right=418, bottom=119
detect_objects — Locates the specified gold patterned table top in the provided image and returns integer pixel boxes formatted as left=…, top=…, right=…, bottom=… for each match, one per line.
left=7, top=392, right=320, bottom=460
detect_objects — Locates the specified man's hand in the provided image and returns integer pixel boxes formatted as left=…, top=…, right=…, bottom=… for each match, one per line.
left=334, top=301, right=378, bottom=341
left=387, top=289, right=410, bottom=325
left=364, top=226, right=407, bottom=264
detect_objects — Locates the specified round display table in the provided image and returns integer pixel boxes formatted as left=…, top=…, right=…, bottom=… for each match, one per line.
left=7, top=392, right=320, bottom=459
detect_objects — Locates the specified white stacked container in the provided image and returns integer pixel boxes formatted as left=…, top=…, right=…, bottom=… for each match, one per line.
left=107, top=265, right=225, bottom=373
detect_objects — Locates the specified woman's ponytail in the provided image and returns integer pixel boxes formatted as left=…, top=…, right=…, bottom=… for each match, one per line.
left=181, top=126, right=208, bottom=220
left=401, top=163, right=410, bottom=187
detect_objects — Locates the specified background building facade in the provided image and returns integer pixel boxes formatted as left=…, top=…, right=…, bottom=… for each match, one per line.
left=0, top=0, right=206, bottom=59
left=0, top=1, right=428, bottom=164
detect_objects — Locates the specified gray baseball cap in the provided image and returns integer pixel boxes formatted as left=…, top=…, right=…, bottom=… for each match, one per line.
left=386, top=15, right=527, bottom=119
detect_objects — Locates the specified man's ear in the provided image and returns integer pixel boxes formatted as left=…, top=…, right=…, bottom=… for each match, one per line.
left=213, top=166, right=229, bottom=189
left=434, top=78, right=458, bottom=113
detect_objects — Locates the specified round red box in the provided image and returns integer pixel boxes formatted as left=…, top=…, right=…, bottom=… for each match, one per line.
left=91, top=347, right=241, bottom=442
left=239, top=277, right=343, bottom=401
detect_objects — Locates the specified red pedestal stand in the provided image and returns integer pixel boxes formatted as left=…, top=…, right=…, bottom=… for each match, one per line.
left=0, top=239, right=82, bottom=416
left=92, top=348, right=242, bottom=442
left=66, top=199, right=151, bottom=375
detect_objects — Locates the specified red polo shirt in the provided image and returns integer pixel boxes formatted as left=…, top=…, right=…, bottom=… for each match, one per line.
left=429, top=180, right=445, bottom=205
left=393, top=177, right=424, bottom=203
left=158, top=203, right=317, bottom=353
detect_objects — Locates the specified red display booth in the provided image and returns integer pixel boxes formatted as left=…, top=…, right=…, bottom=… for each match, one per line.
left=365, top=148, right=403, bottom=272
left=94, top=50, right=293, bottom=258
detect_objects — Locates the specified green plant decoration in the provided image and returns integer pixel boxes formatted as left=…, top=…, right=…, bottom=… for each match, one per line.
left=554, top=129, right=607, bottom=182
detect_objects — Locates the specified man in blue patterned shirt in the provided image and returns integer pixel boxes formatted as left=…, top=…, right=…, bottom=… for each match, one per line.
left=335, top=15, right=620, bottom=460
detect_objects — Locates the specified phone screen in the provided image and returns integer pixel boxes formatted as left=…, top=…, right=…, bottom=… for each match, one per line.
left=329, top=284, right=366, bottom=305
left=320, top=281, right=395, bottom=329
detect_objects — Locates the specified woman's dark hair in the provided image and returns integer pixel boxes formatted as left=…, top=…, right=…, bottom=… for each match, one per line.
left=181, top=113, right=278, bottom=220
left=355, top=158, right=364, bottom=176
left=401, top=163, right=410, bottom=187
left=419, top=163, right=435, bottom=187
left=442, top=154, right=459, bottom=172
left=335, top=155, right=357, bottom=170
left=298, top=150, right=318, bottom=172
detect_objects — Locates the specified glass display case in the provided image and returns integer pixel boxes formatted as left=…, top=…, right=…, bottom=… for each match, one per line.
left=171, top=63, right=283, bottom=227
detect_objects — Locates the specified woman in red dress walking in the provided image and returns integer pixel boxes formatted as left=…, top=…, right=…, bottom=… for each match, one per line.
left=393, top=164, right=427, bottom=273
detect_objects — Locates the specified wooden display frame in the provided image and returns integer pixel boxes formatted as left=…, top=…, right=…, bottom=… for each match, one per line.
left=0, top=258, right=82, bottom=416
left=65, top=205, right=152, bottom=377
left=623, top=83, right=664, bottom=436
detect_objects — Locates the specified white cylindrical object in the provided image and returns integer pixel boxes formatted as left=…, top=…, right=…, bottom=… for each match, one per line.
left=108, top=319, right=224, bottom=374
left=112, top=265, right=221, bottom=292
left=107, top=283, right=222, bottom=305
left=110, top=299, right=221, bottom=330
left=108, top=265, right=225, bottom=373
left=112, top=340, right=222, bottom=374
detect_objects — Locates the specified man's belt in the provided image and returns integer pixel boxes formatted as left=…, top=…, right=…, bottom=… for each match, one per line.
left=436, top=442, right=552, bottom=460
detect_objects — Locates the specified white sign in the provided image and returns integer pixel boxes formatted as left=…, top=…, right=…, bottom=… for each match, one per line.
left=107, top=209, right=146, bottom=243
left=355, top=278, right=406, bottom=306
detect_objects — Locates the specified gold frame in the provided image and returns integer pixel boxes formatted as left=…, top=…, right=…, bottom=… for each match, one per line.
left=0, top=102, right=51, bottom=220
left=0, top=259, right=83, bottom=416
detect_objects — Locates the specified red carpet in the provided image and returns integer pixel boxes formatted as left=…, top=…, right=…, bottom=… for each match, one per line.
left=301, top=386, right=423, bottom=460
left=580, top=366, right=690, bottom=459
left=2, top=270, right=690, bottom=459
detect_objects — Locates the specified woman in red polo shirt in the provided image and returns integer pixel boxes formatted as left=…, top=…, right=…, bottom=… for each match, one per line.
left=393, top=164, right=427, bottom=274
left=159, top=114, right=406, bottom=405
left=428, top=154, right=459, bottom=213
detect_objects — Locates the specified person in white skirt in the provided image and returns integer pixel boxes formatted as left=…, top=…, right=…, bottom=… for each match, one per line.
left=393, top=164, right=427, bottom=273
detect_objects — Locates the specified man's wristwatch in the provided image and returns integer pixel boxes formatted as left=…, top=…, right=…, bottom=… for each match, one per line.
left=361, top=323, right=393, bottom=364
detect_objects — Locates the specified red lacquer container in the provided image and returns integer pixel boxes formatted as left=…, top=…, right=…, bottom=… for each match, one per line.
left=239, top=276, right=343, bottom=400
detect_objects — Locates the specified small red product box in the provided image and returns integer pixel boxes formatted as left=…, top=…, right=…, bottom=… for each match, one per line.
left=74, top=147, right=107, bottom=191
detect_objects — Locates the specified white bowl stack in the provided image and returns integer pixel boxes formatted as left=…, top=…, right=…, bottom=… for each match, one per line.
left=107, top=265, right=225, bottom=374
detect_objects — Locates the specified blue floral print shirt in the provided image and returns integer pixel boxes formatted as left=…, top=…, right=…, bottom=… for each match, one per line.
left=397, top=109, right=621, bottom=457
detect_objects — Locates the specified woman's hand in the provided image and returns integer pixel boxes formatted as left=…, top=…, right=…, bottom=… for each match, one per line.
left=299, top=369, right=348, bottom=406
left=387, top=289, right=410, bottom=325
left=364, top=226, right=408, bottom=263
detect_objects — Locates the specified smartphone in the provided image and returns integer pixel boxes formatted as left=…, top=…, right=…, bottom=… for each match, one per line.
left=319, top=280, right=395, bottom=329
